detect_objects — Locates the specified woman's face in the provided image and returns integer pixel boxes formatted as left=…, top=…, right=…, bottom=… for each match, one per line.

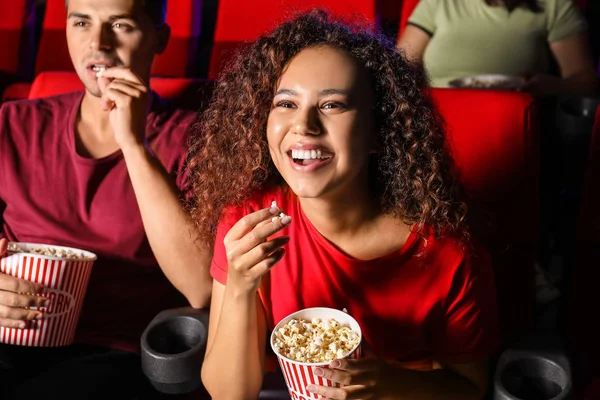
left=267, top=45, right=375, bottom=200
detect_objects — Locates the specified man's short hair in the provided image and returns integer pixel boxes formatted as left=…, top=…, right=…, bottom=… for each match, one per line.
left=65, top=0, right=167, bottom=26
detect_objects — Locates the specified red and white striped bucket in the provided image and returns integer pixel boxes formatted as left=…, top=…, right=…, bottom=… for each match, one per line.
left=0, top=242, right=96, bottom=347
left=270, top=308, right=362, bottom=400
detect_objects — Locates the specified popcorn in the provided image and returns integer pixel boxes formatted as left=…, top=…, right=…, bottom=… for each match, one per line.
left=7, top=243, right=86, bottom=260
left=270, top=200, right=289, bottom=222
left=272, top=317, right=360, bottom=363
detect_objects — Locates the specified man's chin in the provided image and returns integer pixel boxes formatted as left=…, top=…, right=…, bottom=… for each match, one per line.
left=84, top=86, right=102, bottom=98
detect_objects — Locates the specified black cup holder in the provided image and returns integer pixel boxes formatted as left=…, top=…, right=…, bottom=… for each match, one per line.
left=146, top=317, right=203, bottom=355
left=498, top=357, right=568, bottom=400
left=556, top=96, right=600, bottom=144
left=494, top=347, right=571, bottom=400
left=141, top=307, right=209, bottom=395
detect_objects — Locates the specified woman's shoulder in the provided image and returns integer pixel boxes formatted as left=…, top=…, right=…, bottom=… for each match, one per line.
left=418, top=227, right=490, bottom=271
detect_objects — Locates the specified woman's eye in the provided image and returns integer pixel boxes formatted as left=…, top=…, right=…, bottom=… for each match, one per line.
left=322, top=101, right=347, bottom=110
left=276, top=101, right=295, bottom=109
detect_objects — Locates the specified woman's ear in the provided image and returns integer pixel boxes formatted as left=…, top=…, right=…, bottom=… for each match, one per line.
left=154, top=24, right=171, bottom=55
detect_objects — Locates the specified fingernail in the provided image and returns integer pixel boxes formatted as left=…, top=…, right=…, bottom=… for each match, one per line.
left=43, top=300, right=50, bottom=307
left=280, top=215, right=292, bottom=225
left=36, top=313, right=43, bottom=320
left=96, top=69, right=104, bottom=78
left=314, top=368, right=324, bottom=377
left=269, top=206, right=279, bottom=214
left=331, top=360, right=341, bottom=368
left=18, top=322, right=26, bottom=329
left=306, top=385, right=317, bottom=392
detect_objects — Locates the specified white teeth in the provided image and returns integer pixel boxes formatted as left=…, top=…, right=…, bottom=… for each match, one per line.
left=291, top=149, right=330, bottom=160
left=92, top=65, right=107, bottom=72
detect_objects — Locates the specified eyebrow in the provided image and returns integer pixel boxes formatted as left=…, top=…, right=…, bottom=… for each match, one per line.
left=67, top=13, right=137, bottom=21
left=274, top=88, right=350, bottom=96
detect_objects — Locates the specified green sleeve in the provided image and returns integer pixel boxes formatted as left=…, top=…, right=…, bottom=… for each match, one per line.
left=407, top=0, right=439, bottom=35
left=547, top=0, right=588, bottom=42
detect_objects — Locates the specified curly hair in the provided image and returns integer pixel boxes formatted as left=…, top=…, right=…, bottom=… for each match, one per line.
left=187, top=10, right=467, bottom=243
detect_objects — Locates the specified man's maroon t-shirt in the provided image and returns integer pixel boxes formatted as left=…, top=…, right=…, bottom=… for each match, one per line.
left=0, top=91, right=195, bottom=353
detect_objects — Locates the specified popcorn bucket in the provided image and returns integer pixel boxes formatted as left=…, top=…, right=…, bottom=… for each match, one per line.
left=0, top=242, right=96, bottom=347
left=270, top=307, right=362, bottom=400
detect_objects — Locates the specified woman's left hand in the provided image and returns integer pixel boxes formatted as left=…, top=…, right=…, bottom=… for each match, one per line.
left=307, top=357, right=400, bottom=400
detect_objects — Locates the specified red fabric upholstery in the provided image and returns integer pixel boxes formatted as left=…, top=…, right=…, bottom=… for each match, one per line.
left=26, top=71, right=213, bottom=111
left=34, top=0, right=201, bottom=77
left=34, top=0, right=71, bottom=74
left=398, top=0, right=420, bottom=38
left=208, top=0, right=377, bottom=79
left=569, top=108, right=600, bottom=393
left=152, top=0, right=202, bottom=77
left=376, top=0, right=402, bottom=22
left=0, top=0, right=36, bottom=77
left=1, top=82, right=33, bottom=102
left=586, top=378, right=600, bottom=400
left=431, top=88, right=539, bottom=346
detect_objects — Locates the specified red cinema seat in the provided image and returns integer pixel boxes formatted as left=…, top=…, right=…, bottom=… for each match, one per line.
left=0, top=0, right=36, bottom=96
left=27, top=71, right=213, bottom=111
left=376, top=0, right=402, bottom=25
left=569, top=107, right=600, bottom=394
left=431, top=88, right=539, bottom=346
left=398, top=0, right=420, bottom=38
left=152, top=0, right=202, bottom=77
left=208, top=0, right=377, bottom=79
left=34, top=0, right=72, bottom=75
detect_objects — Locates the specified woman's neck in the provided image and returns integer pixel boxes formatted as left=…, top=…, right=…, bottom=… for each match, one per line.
left=297, top=190, right=413, bottom=260
left=298, top=189, right=380, bottom=239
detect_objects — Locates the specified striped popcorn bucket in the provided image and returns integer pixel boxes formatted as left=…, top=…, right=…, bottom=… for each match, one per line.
left=0, top=243, right=96, bottom=347
left=270, top=307, right=362, bottom=400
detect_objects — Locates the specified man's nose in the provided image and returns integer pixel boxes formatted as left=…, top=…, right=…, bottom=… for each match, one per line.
left=90, top=24, right=114, bottom=52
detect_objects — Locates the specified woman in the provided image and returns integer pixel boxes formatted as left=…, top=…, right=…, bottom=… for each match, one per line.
left=397, top=0, right=598, bottom=96
left=191, top=11, right=499, bottom=400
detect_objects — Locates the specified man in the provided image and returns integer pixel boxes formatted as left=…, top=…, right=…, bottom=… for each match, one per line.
left=0, top=0, right=212, bottom=397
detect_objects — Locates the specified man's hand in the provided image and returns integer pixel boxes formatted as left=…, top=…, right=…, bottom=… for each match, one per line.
left=0, top=238, right=47, bottom=329
left=97, top=67, right=150, bottom=150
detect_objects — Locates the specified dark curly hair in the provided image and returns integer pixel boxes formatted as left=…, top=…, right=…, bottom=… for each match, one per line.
left=187, top=10, right=468, bottom=243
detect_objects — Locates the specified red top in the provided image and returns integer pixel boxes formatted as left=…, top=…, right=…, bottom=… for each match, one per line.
left=0, top=91, right=195, bottom=353
left=212, top=187, right=500, bottom=370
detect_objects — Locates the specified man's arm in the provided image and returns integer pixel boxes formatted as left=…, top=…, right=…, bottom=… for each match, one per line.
left=97, top=67, right=212, bottom=308
left=121, top=143, right=212, bottom=308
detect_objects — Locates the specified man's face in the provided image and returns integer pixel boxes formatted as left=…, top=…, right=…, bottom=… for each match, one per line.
left=66, top=0, right=165, bottom=97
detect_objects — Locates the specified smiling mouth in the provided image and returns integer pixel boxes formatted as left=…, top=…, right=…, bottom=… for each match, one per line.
left=289, top=149, right=332, bottom=166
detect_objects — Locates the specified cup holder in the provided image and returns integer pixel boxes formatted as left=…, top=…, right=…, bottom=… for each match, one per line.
left=141, top=307, right=209, bottom=395
left=557, top=96, right=600, bottom=144
left=146, top=317, right=204, bottom=355
left=495, top=354, right=571, bottom=400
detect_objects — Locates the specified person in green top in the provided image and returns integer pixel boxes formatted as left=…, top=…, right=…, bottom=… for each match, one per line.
left=397, top=0, right=598, bottom=96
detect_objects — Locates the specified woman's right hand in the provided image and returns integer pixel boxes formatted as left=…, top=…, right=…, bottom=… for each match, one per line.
left=223, top=205, right=291, bottom=295
left=0, top=238, right=47, bottom=328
